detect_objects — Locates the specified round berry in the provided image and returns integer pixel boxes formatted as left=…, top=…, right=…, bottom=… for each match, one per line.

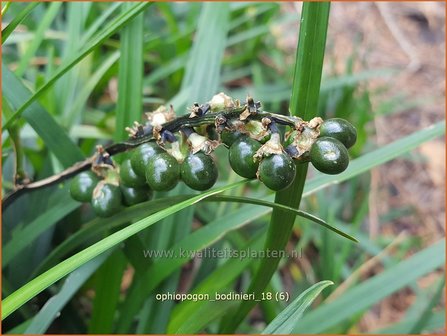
left=319, top=118, right=357, bottom=149
left=181, top=152, right=218, bottom=191
left=120, top=185, right=153, bottom=206
left=228, top=136, right=261, bottom=178
left=130, top=142, right=163, bottom=177
left=145, top=152, right=179, bottom=191
left=220, top=129, right=243, bottom=147
left=258, top=153, right=296, bottom=191
left=120, top=158, right=146, bottom=187
left=310, top=137, right=349, bottom=175
left=91, top=183, right=122, bottom=217
left=70, top=171, right=99, bottom=203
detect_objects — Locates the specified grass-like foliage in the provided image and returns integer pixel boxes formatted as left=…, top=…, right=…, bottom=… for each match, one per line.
left=2, top=2, right=445, bottom=334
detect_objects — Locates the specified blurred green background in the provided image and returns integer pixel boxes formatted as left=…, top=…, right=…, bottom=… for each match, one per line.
left=1, top=2, right=445, bottom=334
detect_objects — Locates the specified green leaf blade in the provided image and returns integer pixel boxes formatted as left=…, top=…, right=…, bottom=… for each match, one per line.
left=2, top=2, right=152, bottom=131
left=114, top=3, right=144, bottom=141
left=2, top=2, right=40, bottom=44
left=262, top=280, right=333, bottom=334
left=1, top=180, right=248, bottom=320
left=2, top=65, right=84, bottom=166
left=24, top=254, right=109, bottom=334
left=293, top=240, right=445, bottom=333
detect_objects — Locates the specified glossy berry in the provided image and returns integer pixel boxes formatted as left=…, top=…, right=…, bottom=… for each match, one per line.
left=145, top=152, right=180, bottom=191
left=181, top=152, right=218, bottom=191
left=120, top=185, right=153, bottom=206
left=258, top=153, right=296, bottom=191
left=91, top=183, right=122, bottom=217
left=206, top=125, right=219, bottom=141
left=228, top=136, right=261, bottom=178
left=319, top=118, right=357, bottom=149
left=70, top=171, right=99, bottom=203
left=310, top=137, right=349, bottom=175
left=130, top=142, right=163, bottom=177
left=221, top=129, right=243, bottom=147
left=258, top=133, right=271, bottom=144
left=120, top=158, right=146, bottom=187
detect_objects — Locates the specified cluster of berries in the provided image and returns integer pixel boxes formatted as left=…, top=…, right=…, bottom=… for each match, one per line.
left=69, top=93, right=356, bottom=217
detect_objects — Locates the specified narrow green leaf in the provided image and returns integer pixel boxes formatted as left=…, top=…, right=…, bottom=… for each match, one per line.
left=376, top=311, right=445, bottom=334
left=116, top=193, right=354, bottom=333
left=169, top=234, right=265, bottom=333
left=211, top=195, right=357, bottom=242
left=15, top=2, right=62, bottom=76
left=144, top=54, right=188, bottom=86
left=221, top=3, right=331, bottom=332
left=88, top=251, right=127, bottom=333
left=1, top=2, right=11, bottom=16
left=70, top=124, right=113, bottom=140
left=230, top=68, right=394, bottom=104
left=177, top=300, right=238, bottom=334
left=80, top=2, right=122, bottom=45
left=321, top=68, right=396, bottom=91
left=2, top=65, right=84, bottom=166
left=2, top=187, right=79, bottom=267
left=4, top=319, right=32, bottom=334
left=293, top=240, right=445, bottom=333
left=409, top=275, right=445, bottom=333
left=181, top=2, right=230, bottom=102
left=32, top=195, right=190, bottom=277
left=2, top=2, right=40, bottom=44
left=31, top=191, right=354, bottom=296
left=2, top=2, right=151, bottom=130
left=115, top=2, right=144, bottom=141
left=1, top=180, right=248, bottom=320
left=122, top=235, right=149, bottom=274
left=226, top=25, right=271, bottom=47
left=289, top=2, right=330, bottom=119
left=57, top=2, right=92, bottom=125
left=24, top=254, right=109, bottom=334
left=116, top=202, right=266, bottom=333
left=262, top=280, right=333, bottom=334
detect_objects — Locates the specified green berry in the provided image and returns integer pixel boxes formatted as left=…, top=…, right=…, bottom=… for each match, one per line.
left=221, top=129, right=243, bottom=147
left=181, top=152, right=218, bottom=191
left=310, top=137, right=349, bottom=175
left=120, top=185, right=153, bottom=206
left=258, top=153, right=296, bottom=191
left=145, top=152, right=179, bottom=191
left=69, top=171, right=99, bottom=203
left=206, top=125, right=219, bottom=141
left=319, top=118, right=357, bottom=149
left=130, top=142, right=163, bottom=177
left=259, top=133, right=271, bottom=144
left=91, top=183, right=122, bottom=217
left=120, top=158, right=146, bottom=187
left=228, top=136, right=261, bottom=178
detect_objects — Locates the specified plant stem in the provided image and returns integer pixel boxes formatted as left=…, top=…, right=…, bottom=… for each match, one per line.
left=2, top=97, right=28, bottom=184
left=220, top=2, right=331, bottom=332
